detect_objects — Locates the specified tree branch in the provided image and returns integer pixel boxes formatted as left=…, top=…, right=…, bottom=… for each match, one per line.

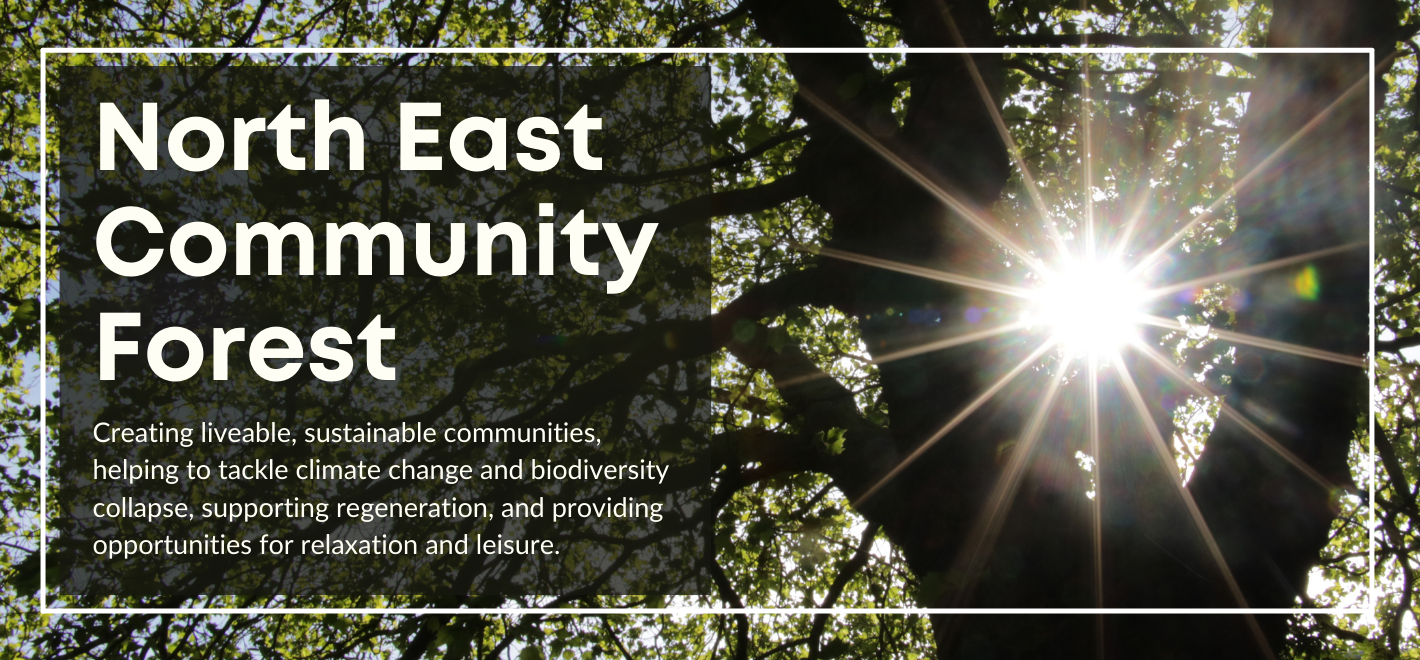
left=158, top=0, right=273, bottom=117
left=753, top=637, right=811, bottom=660
left=1380, top=177, right=1420, bottom=203
left=585, top=127, right=809, bottom=187
left=997, top=33, right=1258, bottom=73
left=721, top=427, right=824, bottom=482
left=745, top=0, right=896, bottom=140
left=1376, top=333, right=1420, bottom=353
left=725, top=320, right=903, bottom=522
left=599, top=616, right=637, bottom=660
left=1145, top=0, right=1193, bottom=35
left=668, top=1, right=750, bottom=47
left=713, top=266, right=847, bottom=346
left=1377, top=284, right=1420, bottom=310
left=1377, top=424, right=1419, bottom=518
left=808, top=523, right=880, bottom=659
left=475, top=172, right=809, bottom=277
left=0, top=219, right=41, bottom=232
left=399, top=317, right=707, bottom=424
left=705, top=468, right=751, bottom=660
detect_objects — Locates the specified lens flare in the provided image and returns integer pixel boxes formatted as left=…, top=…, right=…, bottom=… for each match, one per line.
left=1028, top=259, right=1145, bottom=357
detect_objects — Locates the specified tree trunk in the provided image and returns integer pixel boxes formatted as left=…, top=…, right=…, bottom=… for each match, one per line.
left=743, top=0, right=1395, bottom=657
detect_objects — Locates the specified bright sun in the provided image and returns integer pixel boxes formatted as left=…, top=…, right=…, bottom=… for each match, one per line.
left=1029, top=259, right=1146, bottom=357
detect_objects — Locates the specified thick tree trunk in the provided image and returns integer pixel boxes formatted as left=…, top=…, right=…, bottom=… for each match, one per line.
left=744, top=0, right=1395, bottom=657
left=1182, top=0, right=1398, bottom=651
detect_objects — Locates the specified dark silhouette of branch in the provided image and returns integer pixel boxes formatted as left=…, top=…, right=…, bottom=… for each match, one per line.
left=997, top=32, right=1258, bottom=73
left=0, top=219, right=42, bottom=232
left=669, top=2, right=750, bottom=47
left=1376, top=333, right=1420, bottom=353
left=157, top=0, right=273, bottom=116
left=808, top=523, right=881, bottom=659
left=1380, top=178, right=1420, bottom=203
left=705, top=469, right=751, bottom=660
left=1377, top=425, right=1419, bottom=517
left=754, top=637, right=811, bottom=660
left=472, top=173, right=809, bottom=276
left=599, top=616, right=637, bottom=660
left=1378, top=284, right=1420, bottom=310
left=713, top=266, right=846, bottom=346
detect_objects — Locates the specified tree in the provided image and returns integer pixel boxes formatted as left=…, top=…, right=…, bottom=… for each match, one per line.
left=3, top=1, right=1418, bottom=659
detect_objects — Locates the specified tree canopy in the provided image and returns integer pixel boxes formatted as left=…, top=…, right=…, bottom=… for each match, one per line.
left=2, top=0, right=1418, bottom=659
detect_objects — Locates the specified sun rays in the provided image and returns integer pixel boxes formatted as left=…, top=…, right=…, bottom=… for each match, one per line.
left=785, top=49, right=1370, bottom=634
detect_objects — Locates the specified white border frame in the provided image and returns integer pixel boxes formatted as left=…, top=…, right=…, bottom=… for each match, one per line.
left=37, top=46, right=1377, bottom=617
